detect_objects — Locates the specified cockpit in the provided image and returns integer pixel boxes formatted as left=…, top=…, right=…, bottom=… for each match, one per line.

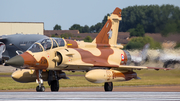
left=28, top=38, right=65, bottom=53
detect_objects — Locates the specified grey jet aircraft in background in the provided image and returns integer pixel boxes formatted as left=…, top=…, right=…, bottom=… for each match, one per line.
left=0, top=34, right=48, bottom=63
left=155, top=49, right=180, bottom=68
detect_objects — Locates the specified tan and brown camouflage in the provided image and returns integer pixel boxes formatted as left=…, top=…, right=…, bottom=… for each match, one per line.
left=6, top=7, right=171, bottom=91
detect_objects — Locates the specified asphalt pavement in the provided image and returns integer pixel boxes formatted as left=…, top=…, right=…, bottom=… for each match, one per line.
left=0, top=92, right=180, bottom=101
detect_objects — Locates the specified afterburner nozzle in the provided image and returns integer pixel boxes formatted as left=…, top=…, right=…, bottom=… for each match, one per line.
left=5, top=55, right=24, bottom=67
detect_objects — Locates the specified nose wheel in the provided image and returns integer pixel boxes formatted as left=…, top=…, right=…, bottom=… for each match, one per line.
left=104, top=82, right=113, bottom=91
left=36, top=85, right=45, bottom=92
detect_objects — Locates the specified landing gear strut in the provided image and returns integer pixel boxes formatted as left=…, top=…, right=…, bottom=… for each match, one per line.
left=35, top=70, right=45, bottom=92
left=104, top=82, right=113, bottom=91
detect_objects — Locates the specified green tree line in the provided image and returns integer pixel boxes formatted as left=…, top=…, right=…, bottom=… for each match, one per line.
left=119, top=4, right=180, bottom=36
left=53, top=13, right=110, bottom=33
left=54, top=4, right=180, bottom=36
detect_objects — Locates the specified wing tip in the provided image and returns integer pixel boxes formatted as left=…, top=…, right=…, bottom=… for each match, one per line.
left=147, top=67, right=172, bottom=71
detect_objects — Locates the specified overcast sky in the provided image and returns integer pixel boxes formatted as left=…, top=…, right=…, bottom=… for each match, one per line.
left=0, top=0, right=180, bottom=30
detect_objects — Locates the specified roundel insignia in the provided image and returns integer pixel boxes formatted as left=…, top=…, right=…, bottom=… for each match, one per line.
left=121, top=54, right=124, bottom=61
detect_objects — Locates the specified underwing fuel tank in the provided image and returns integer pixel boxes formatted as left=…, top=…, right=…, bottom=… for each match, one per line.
left=11, top=69, right=48, bottom=83
left=11, top=69, right=68, bottom=83
left=85, top=69, right=137, bottom=83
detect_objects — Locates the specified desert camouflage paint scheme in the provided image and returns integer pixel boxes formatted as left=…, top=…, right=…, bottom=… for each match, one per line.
left=6, top=7, right=171, bottom=92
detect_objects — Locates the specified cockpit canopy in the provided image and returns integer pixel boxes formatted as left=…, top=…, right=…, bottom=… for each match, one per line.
left=28, top=38, right=65, bottom=53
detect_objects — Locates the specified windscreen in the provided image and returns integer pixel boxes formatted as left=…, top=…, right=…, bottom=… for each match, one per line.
left=28, top=38, right=65, bottom=53
left=28, top=43, right=43, bottom=52
left=28, top=38, right=52, bottom=52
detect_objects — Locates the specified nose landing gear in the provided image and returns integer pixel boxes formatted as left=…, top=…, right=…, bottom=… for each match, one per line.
left=35, top=70, right=45, bottom=92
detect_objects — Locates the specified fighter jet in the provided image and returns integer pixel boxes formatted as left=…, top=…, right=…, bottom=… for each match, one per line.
left=0, top=34, right=48, bottom=63
left=6, top=7, right=170, bottom=92
left=131, top=43, right=150, bottom=66
left=155, top=49, right=180, bottom=68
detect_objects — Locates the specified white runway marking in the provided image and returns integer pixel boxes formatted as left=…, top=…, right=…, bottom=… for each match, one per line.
left=0, top=92, right=180, bottom=101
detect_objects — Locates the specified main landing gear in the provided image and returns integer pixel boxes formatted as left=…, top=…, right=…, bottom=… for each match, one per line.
left=50, top=80, right=59, bottom=91
left=48, top=70, right=59, bottom=91
left=104, top=82, right=113, bottom=91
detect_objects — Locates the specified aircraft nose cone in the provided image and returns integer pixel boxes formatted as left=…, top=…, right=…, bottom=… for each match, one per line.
left=5, top=55, right=24, bottom=67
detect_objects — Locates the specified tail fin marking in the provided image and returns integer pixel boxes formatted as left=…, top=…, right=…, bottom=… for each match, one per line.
left=92, top=7, right=122, bottom=45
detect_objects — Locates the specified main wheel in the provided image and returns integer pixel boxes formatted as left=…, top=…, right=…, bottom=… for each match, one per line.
left=50, top=80, right=59, bottom=92
left=163, top=60, right=174, bottom=68
left=104, top=82, right=113, bottom=91
left=36, top=86, right=45, bottom=92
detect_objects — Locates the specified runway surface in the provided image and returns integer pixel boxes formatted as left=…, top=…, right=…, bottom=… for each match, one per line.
left=0, top=92, right=180, bottom=101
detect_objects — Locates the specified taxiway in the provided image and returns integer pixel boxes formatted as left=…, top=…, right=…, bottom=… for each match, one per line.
left=0, top=92, right=180, bottom=101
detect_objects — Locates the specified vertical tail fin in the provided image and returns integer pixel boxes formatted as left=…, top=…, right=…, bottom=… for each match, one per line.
left=92, top=7, right=122, bottom=45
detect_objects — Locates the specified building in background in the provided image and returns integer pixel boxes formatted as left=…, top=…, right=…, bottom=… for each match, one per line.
left=0, top=22, right=44, bottom=35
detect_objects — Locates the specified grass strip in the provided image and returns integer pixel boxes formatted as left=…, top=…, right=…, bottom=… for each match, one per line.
left=0, top=69, right=180, bottom=90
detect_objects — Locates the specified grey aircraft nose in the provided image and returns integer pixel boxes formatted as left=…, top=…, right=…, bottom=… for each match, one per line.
left=5, top=55, right=24, bottom=67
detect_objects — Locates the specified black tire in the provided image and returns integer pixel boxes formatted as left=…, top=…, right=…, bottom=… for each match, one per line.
left=36, top=86, right=45, bottom=92
left=41, top=86, right=45, bottom=92
left=50, top=80, right=59, bottom=92
left=163, top=60, right=175, bottom=68
left=104, top=82, right=113, bottom=91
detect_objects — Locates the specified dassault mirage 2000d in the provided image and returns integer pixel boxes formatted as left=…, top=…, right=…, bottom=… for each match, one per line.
left=6, top=7, right=170, bottom=92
